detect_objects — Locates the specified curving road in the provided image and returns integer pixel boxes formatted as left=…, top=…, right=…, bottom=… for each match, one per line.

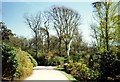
left=24, top=66, right=69, bottom=81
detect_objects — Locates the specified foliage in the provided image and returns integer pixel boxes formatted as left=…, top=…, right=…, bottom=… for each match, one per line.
left=36, top=52, right=45, bottom=65
left=48, top=56, right=65, bottom=66
left=91, top=1, right=119, bottom=51
left=8, top=36, right=29, bottom=50
left=2, top=2, right=120, bottom=81
left=64, top=61, right=100, bottom=81
left=44, top=51, right=54, bottom=61
left=36, top=51, right=65, bottom=66
left=37, top=51, right=54, bottom=66
left=1, top=22, right=14, bottom=41
left=22, top=49, right=38, bottom=67
left=15, top=48, right=33, bottom=80
left=26, top=51, right=38, bottom=67
left=2, top=43, right=18, bottom=80
left=70, top=53, right=81, bottom=62
left=98, top=51, right=120, bottom=79
left=27, top=50, right=36, bottom=58
left=90, top=1, right=120, bottom=80
left=2, top=43, right=35, bottom=80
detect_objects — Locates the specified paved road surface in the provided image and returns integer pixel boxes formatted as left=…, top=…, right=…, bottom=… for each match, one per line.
left=24, top=66, right=69, bottom=81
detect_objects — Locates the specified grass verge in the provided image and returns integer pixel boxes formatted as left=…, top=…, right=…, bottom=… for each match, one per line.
left=55, top=67, right=78, bottom=82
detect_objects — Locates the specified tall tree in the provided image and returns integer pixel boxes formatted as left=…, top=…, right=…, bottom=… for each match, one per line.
left=91, top=1, right=120, bottom=79
left=91, top=1, right=119, bottom=52
left=24, top=12, right=42, bottom=58
left=42, top=11, right=51, bottom=52
left=48, top=6, right=63, bottom=55
left=49, top=6, right=81, bottom=58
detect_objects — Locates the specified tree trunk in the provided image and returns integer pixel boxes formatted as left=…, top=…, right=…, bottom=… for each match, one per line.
left=67, top=39, right=72, bottom=57
left=65, top=41, right=68, bottom=56
left=105, top=2, right=109, bottom=51
left=35, top=32, right=38, bottom=59
left=41, top=35, right=44, bottom=54
left=47, top=31, right=50, bottom=52
left=66, top=39, right=73, bottom=60
left=59, top=38, right=62, bottom=56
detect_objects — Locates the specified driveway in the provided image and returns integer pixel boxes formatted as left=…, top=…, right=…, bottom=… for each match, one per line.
left=24, top=66, right=69, bottom=81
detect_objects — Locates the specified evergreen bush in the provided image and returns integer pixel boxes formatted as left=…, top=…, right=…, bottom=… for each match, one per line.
left=2, top=43, right=18, bottom=80
left=65, top=61, right=100, bottom=81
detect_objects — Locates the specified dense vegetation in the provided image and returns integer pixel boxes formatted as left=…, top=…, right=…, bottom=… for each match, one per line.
left=15, top=48, right=34, bottom=80
left=1, top=24, right=37, bottom=80
left=2, top=43, right=18, bottom=81
left=1, top=0, right=120, bottom=81
left=2, top=43, right=37, bottom=80
left=64, top=61, right=100, bottom=80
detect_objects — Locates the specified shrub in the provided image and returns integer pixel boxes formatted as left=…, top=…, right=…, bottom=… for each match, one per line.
left=2, top=43, right=18, bottom=80
left=70, top=53, right=81, bottom=62
left=37, top=51, right=55, bottom=66
left=49, top=56, right=65, bottom=66
left=64, top=61, right=100, bottom=81
left=27, top=50, right=36, bottom=58
left=15, top=48, right=33, bottom=80
left=37, top=51, right=65, bottom=66
left=44, top=51, right=54, bottom=60
left=99, top=51, right=120, bottom=80
left=2, top=43, right=35, bottom=80
left=26, top=53, right=38, bottom=67
left=37, top=52, right=46, bottom=65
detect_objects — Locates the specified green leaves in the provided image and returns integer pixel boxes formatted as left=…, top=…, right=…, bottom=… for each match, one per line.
left=91, top=1, right=119, bottom=52
left=1, top=22, right=14, bottom=41
left=2, top=43, right=35, bottom=80
left=27, top=53, right=38, bottom=67
left=65, top=61, right=100, bottom=80
left=2, top=43, right=18, bottom=80
left=98, top=51, right=120, bottom=79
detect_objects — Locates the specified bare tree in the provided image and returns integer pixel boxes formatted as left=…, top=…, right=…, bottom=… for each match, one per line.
left=41, top=11, right=51, bottom=52
left=24, top=12, right=42, bottom=59
left=49, top=6, right=81, bottom=58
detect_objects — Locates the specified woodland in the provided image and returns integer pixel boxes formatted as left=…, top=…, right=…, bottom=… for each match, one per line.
left=1, top=1, right=120, bottom=81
